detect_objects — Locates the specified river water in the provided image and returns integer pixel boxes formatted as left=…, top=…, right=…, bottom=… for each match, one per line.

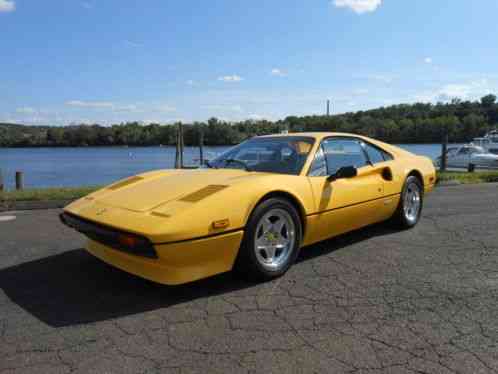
left=0, top=144, right=456, bottom=189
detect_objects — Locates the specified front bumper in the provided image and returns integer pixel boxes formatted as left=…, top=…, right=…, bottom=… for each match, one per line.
left=85, top=230, right=244, bottom=285
left=60, top=212, right=157, bottom=258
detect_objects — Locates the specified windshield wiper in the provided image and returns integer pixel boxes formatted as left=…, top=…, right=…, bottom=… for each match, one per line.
left=224, top=159, right=252, bottom=171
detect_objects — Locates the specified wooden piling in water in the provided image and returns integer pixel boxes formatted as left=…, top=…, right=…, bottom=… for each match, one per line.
left=174, top=125, right=180, bottom=169
left=179, top=123, right=184, bottom=168
left=440, top=131, right=448, bottom=172
left=0, top=169, right=4, bottom=191
left=199, top=129, right=204, bottom=166
left=15, top=171, right=24, bottom=191
left=174, top=123, right=185, bottom=169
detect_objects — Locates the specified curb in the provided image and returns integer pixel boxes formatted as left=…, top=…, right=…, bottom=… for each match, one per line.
left=435, top=180, right=462, bottom=187
left=0, top=199, right=72, bottom=212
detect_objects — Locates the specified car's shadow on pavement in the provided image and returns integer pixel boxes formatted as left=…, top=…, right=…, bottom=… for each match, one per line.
left=0, top=223, right=396, bottom=327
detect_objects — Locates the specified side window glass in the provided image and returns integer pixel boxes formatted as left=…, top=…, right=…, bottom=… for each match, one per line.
left=308, top=146, right=327, bottom=177
left=322, top=138, right=368, bottom=174
left=362, top=142, right=385, bottom=164
left=382, top=151, right=393, bottom=161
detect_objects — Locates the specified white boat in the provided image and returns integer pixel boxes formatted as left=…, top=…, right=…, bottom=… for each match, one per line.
left=472, top=129, right=498, bottom=155
left=435, top=144, right=498, bottom=171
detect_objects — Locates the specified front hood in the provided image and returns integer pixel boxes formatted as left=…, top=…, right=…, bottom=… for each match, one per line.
left=92, top=169, right=254, bottom=212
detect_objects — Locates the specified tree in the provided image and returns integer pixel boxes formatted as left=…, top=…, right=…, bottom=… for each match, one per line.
left=2, top=92, right=498, bottom=147
left=481, top=94, right=496, bottom=107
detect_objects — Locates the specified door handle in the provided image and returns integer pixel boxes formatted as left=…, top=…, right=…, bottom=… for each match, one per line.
left=381, top=167, right=393, bottom=181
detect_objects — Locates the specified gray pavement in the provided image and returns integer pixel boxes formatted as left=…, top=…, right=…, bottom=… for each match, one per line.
left=1, top=183, right=497, bottom=373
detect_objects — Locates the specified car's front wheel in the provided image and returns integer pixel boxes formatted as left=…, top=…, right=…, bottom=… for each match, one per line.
left=235, top=198, right=302, bottom=281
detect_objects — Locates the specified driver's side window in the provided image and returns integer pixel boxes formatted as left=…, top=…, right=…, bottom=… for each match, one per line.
left=322, top=138, right=368, bottom=174
left=309, top=138, right=369, bottom=177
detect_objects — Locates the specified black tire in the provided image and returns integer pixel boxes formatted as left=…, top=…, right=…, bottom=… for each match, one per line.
left=234, top=198, right=302, bottom=282
left=391, top=175, right=424, bottom=229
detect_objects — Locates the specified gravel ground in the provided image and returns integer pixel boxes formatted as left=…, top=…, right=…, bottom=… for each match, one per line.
left=0, top=183, right=497, bottom=373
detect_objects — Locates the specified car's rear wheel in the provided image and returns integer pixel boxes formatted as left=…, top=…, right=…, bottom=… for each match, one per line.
left=235, top=198, right=302, bottom=281
left=392, top=175, right=423, bottom=229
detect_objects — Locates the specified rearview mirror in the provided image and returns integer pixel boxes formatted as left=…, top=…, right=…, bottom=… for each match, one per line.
left=327, top=166, right=358, bottom=182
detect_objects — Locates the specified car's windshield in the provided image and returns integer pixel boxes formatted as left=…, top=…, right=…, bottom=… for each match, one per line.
left=208, top=136, right=315, bottom=175
left=458, top=146, right=485, bottom=155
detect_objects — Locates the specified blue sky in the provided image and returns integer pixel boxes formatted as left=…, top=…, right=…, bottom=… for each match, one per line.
left=1, top=0, right=498, bottom=125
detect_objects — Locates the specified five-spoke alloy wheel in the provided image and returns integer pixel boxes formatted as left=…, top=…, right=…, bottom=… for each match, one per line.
left=254, top=208, right=296, bottom=271
left=393, top=175, right=424, bottom=229
left=235, top=198, right=302, bottom=281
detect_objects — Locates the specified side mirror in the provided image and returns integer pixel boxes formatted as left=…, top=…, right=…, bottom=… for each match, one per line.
left=327, top=166, right=358, bottom=182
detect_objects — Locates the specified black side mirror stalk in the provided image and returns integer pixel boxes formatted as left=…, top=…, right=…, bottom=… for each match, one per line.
left=327, top=166, right=358, bottom=182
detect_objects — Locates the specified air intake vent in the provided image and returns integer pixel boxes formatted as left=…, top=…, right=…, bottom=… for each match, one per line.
left=108, top=176, right=143, bottom=190
left=180, top=185, right=228, bottom=202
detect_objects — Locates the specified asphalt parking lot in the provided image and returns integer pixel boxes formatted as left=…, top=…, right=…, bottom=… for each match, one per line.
left=1, top=183, right=498, bottom=374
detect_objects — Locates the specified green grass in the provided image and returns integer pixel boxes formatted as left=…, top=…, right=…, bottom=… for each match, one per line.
left=437, top=170, right=498, bottom=184
left=0, top=186, right=101, bottom=202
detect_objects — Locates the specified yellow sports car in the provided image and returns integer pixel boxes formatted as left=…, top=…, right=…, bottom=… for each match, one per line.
left=60, top=132, right=436, bottom=285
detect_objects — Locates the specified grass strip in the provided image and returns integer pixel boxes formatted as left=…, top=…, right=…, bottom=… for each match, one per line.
left=0, top=186, right=100, bottom=202
left=437, top=170, right=498, bottom=184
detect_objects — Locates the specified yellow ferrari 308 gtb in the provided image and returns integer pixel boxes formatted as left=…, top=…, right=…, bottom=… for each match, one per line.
left=61, top=132, right=436, bottom=285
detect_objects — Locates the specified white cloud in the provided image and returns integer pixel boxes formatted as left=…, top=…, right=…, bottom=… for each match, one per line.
left=218, top=75, right=243, bottom=82
left=415, top=79, right=493, bottom=103
left=66, top=100, right=114, bottom=108
left=438, top=84, right=471, bottom=100
left=154, top=104, right=177, bottom=112
left=123, top=40, right=141, bottom=48
left=352, top=88, right=369, bottom=96
left=81, top=2, right=93, bottom=9
left=64, top=100, right=176, bottom=117
left=0, top=0, right=15, bottom=13
left=201, top=105, right=243, bottom=112
left=271, top=68, right=287, bottom=77
left=16, top=107, right=36, bottom=114
left=356, top=73, right=396, bottom=84
left=113, top=104, right=139, bottom=113
left=333, top=0, right=382, bottom=14
left=424, top=57, right=433, bottom=64
left=247, top=114, right=268, bottom=121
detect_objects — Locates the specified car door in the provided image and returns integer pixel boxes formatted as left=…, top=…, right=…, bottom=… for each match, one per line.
left=305, top=137, right=387, bottom=244
left=454, top=148, right=470, bottom=168
left=444, top=148, right=458, bottom=168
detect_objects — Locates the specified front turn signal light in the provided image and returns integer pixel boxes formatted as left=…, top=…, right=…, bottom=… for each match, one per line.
left=118, top=234, right=139, bottom=248
left=212, top=219, right=230, bottom=229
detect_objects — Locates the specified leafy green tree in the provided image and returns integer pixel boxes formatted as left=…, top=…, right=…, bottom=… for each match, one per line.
left=481, top=94, right=496, bottom=107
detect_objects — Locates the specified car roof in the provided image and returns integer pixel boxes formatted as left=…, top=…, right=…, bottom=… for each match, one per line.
left=256, top=132, right=366, bottom=141
left=255, top=132, right=414, bottom=159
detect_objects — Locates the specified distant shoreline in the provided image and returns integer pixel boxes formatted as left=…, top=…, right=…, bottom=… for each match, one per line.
left=0, top=141, right=452, bottom=149
left=2, top=97, right=498, bottom=148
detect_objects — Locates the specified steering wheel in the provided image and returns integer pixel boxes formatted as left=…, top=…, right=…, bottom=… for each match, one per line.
left=224, top=158, right=252, bottom=171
